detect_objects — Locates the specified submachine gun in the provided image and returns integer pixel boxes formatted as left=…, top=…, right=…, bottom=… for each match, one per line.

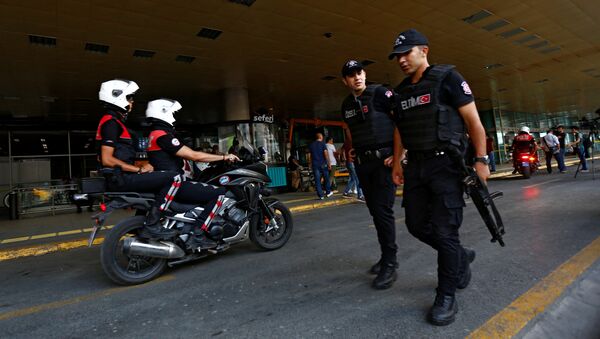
left=447, top=147, right=506, bottom=247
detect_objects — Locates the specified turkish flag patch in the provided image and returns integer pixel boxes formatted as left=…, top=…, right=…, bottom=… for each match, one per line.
left=418, top=94, right=431, bottom=104
left=461, top=81, right=472, bottom=95
left=362, top=105, right=369, bottom=113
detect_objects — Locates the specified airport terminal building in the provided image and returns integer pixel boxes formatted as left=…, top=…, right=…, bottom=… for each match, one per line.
left=1, top=0, right=599, bottom=210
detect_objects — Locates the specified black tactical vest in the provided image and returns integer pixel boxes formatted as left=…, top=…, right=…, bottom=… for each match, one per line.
left=147, top=127, right=185, bottom=174
left=341, top=85, right=395, bottom=151
left=394, top=65, right=465, bottom=152
left=95, top=112, right=136, bottom=166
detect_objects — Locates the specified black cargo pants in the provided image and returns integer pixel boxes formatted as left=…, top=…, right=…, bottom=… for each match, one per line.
left=355, top=160, right=398, bottom=266
left=402, top=153, right=469, bottom=296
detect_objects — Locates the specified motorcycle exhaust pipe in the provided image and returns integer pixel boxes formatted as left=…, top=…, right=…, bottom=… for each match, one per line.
left=123, top=238, right=185, bottom=259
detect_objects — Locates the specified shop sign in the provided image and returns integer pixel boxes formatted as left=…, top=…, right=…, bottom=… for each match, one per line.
left=253, top=112, right=274, bottom=124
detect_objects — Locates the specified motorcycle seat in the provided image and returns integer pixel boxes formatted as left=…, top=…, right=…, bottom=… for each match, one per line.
left=168, top=201, right=199, bottom=213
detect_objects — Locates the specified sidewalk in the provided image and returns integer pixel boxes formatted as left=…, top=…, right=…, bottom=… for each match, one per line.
left=0, top=155, right=590, bottom=253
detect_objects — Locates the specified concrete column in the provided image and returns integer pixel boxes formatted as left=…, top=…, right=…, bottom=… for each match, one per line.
left=224, top=87, right=250, bottom=121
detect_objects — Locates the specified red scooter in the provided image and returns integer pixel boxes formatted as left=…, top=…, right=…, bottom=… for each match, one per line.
left=515, top=152, right=539, bottom=179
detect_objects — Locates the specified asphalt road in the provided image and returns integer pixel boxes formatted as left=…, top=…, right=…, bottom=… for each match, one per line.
left=0, top=170, right=599, bottom=338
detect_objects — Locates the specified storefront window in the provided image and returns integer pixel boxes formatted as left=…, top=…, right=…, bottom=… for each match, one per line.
left=253, top=123, right=284, bottom=163
left=70, top=131, right=96, bottom=154
left=11, top=131, right=68, bottom=156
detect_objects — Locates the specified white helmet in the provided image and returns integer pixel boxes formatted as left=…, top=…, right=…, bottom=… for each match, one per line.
left=520, top=126, right=530, bottom=133
left=98, top=79, right=139, bottom=111
left=145, top=98, right=182, bottom=126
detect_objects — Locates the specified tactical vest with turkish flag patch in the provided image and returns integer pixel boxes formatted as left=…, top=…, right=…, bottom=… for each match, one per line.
left=394, top=64, right=466, bottom=152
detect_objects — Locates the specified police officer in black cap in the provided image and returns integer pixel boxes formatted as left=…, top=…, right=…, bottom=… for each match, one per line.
left=340, top=60, right=399, bottom=290
left=388, top=29, right=489, bottom=325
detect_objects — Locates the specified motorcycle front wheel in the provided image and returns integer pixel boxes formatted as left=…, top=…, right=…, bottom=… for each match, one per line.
left=250, top=200, right=293, bottom=250
left=100, top=216, right=167, bottom=285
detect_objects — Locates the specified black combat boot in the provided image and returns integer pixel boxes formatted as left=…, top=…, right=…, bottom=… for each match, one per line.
left=369, top=259, right=399, bottom=275
left=428, top=291, right=458, bottom=326
left=138, top=207, right=177, bottom=239
left=186, top=230, right=217, bottom=251
left=372, top=262, right=397, bottom=290
left=457, top=248, right=476, bottom=290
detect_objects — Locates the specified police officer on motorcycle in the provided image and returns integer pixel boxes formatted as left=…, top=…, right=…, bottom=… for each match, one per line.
left=145, top=98, right=240, bottom=250
left=95, top=79, right=179, bottom=239
left=511, top=126, right=538, bottom=174
left=389, top=29, right=489, bottom=325
left=340, top=60, right=399, bottom=290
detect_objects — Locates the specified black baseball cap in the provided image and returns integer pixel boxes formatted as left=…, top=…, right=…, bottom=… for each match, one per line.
left=388, top=28, right=429, bottom=60
left=341, top=60, right=364, bottom=77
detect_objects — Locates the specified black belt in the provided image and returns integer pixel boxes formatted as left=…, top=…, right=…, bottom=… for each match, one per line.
left=408, top=149, right=448, bottom=160
left=356, top=147, right=393, bottom=164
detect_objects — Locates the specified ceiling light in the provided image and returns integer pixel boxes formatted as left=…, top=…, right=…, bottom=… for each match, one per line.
left=321, top=76, right=336, bottom=81
left=229, top=0, right=256, bottom=6
left=197, top=28, right=223, bottom=40
left=462, top=10, right=492, bottom=24
left=40, top=96, right=57, bottom=103
left=540, top=46, right=561, bottom=54
left=176, top=55, right=196, bottom=63
left=529, top=40, right=549, bottom=49
left=482, top=19, right=510, bottom=31
left=28, top=34, right=57, bottom=47
left=133, top=50, right=155, bottom=58
left=85, top=42, right=109, bottom=54
left=498, top=27, right=526, bottom=38
left=514, top=35, right=539, bottom=44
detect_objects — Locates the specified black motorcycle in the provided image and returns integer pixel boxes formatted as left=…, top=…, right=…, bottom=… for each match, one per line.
left=79, top=150, right=293, bottom=285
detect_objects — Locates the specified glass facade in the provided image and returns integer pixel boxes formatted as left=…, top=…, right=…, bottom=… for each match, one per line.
left=482, top=109, right=598, bottom=164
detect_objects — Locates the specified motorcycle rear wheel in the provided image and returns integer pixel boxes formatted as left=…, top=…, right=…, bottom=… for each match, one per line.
left=100, top=216, right=167, bottom=285
left=250, top=200, right=293, bottom=250
left=522, top=166, right=531, bottom=179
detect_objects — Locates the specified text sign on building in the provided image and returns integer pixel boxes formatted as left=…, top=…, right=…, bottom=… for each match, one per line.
left=253, top=110, right=274, bottom=123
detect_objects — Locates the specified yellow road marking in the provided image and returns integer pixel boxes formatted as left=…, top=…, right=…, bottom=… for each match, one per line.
left=0, top=237, right=105, bottom=262
left=468, top=236, right=600, bottom=339
left=58, top=230, right=82, bottom=236
left=283, top=196, right=318, bottom=204
left=0, top=275, right=175, bottom=321
left=1, top=236, right=30, bottom=244
left=30, top=233, right=58, bottom=240
left=523, top=178, right=561, bottom=189
left=0, top=225, right=115, bottom=246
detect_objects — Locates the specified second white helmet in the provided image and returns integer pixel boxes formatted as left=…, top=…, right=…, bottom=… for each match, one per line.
left=99, top=79, right=139, bottom=111
left=145, top=99, right=182, bottom=126
left=520, top=126, right=530, bottom=133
